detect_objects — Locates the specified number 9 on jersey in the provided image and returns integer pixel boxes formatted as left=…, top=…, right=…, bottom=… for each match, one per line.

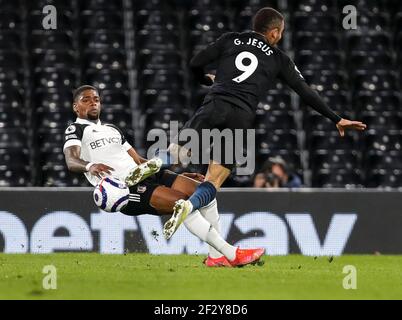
left=232, top=51, right=258, bottom=83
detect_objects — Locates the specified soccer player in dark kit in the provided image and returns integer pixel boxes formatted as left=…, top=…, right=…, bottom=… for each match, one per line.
left=161, top=7, right=367, bottom=239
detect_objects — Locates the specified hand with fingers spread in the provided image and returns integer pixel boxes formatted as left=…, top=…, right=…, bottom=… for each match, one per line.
left=336, top=118, right=367, bottom=137
left=88, top=163, right=114, bottom=179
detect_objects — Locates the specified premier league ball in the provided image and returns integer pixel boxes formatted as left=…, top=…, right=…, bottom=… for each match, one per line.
left=93, top=177, right=129, bottom=212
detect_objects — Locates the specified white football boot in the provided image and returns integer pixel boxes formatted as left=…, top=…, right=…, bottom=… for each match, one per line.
left=125, top=158, right=163, bottom=187
left=163, top=199, right=192, bottom=240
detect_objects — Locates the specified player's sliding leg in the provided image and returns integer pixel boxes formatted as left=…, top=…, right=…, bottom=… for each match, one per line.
left=148, top=177, right=264, bottom=267
left=187, top=161, right=231, bottom=210
left=125, top=158, right=163, bottom=187
left=146, top=186, right=238, bottom=265
left=168, top=174, right=228, bottom=265
left=175, top=208, right=265, bottom=267
left=198, top=199, right=230, bottom=266
left=166, top=161, right=231, bottom=231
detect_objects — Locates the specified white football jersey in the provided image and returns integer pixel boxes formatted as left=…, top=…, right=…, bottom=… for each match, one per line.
left=63, top=118, right=137, bottom=186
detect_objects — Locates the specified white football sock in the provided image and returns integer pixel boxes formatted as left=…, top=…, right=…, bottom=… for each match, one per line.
left=184, top=210, right=236, bottom=261
left=199, top=199, right=223, bottom=258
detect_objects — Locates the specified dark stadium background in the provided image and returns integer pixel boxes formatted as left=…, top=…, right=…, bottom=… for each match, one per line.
left=0, top=0, right=401, bottom=188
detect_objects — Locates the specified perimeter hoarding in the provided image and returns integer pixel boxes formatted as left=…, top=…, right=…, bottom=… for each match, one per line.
left=0, top=188, right=401, bottom=255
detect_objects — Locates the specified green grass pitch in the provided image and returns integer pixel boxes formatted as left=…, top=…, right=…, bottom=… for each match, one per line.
left=0, top=254, right=401, bottom=299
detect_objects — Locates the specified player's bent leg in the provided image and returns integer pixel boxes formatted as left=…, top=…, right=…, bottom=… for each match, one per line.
left=169, top=175, right=232, bottom=266
left=205, top=160, right=232, bottom=189
left=170, top=174, right=200, bottom=197
left=199, top=199, right=225, bottom=260
left=149, top=186, right=188, bottom=214
left=179, top=161, right=230, bottom=215
left=125, top=158, right=163, bottom=187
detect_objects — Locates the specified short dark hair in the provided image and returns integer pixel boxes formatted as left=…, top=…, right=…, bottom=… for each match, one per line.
left=72, top=85, right=99, bottom=102
left=252, top=7, right=284, bottom=34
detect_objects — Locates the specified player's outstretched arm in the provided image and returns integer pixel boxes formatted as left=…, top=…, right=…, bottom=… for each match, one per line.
left=64, top=145, right=114, bottom=178
left=127, top=147, right=148, bottom=165
left=278, top=52, right=367, bottom=136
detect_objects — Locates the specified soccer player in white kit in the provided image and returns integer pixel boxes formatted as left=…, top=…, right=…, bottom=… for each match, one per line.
left=63, top=85, right=264, bottom=267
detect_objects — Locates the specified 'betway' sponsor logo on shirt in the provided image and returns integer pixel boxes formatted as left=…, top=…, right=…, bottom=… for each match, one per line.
left=89, top=137, right=122, bottom=149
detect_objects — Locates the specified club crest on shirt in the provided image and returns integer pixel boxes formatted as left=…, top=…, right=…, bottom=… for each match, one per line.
left=137, top=185, right=147, bottom=193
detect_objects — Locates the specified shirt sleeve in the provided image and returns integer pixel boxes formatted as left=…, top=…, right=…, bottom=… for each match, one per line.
left=123, top=141, right=132, bottom=151
left=190, top=32, right=234, bottom=85
left=63, top=124, right=84, bottom=150
left=278, top=51, right=342, bottom=124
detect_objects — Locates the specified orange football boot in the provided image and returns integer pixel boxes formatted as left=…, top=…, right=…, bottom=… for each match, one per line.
left=229, top=248, right=265, bottom=267
left=204, top=255, right=232, bottom=267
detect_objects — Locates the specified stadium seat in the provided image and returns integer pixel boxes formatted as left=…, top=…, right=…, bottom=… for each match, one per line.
left=258, top=93, right=292, bottom=112
left=0, top=0, right=24, bottom=11
left=31, top=50, right=76, bottom=71
left=311, top=150, right=359, bottom=171
left=0, top=31, right=22, bottom=50
left=302, top=70, right=347, bottom=92
left=255, top=110, right=295, bottom=130
left=358, top=13, right=390, bottom=31
left=347, top=33, right=391, bottom=53
left=361, top=130, right=402, bottom=152
left=0, top=167, right=30, bottom=187
left=80, top=0, right=123, bottom=11
left=28, top=0, right=77, bottom=10
left=81, top=31, right=125, bottom=50
left=82, top=50, right=126, bottom=71
left=309, top=131, right=356, bottom=151
left=0, top=128, right=27, bottom=148
left=313, top=168, right=362, bottom=188
left=29, top=31, right=74, bottom=51
left=0, top=108, right=25, bottom=128
left=81, top=11, right=123, bottom=30
left=294, top=13, right=336, bottom=32
left=296, top=51, right=343, bottom=71
left=139, top=69, right=183, bottom=90
left=34, top=89, right=73, bottom=112
left=295, top=32, right=340, bottom=51
left=33, top=68, right=76, bottom=90
left=0, top=11, right=22, bottom=30
left=137, top=30, right=179, bottom=50
left=354, top=91, right=400, bottom=112
left=84, top=69, right=128, bottom=90
left=365, top=169, right=402, bottom=188
left=136, top=10, right=179, bottom=31
left=0, top=148, right=29, bottom=168
left=257, top=129, right=298, bottom=151
left=360, top=111, right=401, bottom=130
left=292, top=0, right=336, bottom=12
left=141, top=89, right=186, bottom=112
left=353, top=71, right=398, bottom=92
left=189, top=11, right=230, bottom=32
left=137, top=50, right=181, bottom=70
left=349, top=52, right=393, bottom=71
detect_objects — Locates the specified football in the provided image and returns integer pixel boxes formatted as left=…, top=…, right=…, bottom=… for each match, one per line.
left=93, top=177, right=129, bottom=212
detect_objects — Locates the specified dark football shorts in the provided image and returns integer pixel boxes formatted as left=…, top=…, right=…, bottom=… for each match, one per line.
left=120, top=169, right=178, bottom=216
left=179, top=96, right=255, bottom=170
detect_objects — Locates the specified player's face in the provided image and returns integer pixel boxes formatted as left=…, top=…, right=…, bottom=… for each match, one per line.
left=74, top=89, right=101, bottom=121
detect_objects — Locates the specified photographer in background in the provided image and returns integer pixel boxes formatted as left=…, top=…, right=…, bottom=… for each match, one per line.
left=253, top=156, right=302, bottom=188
